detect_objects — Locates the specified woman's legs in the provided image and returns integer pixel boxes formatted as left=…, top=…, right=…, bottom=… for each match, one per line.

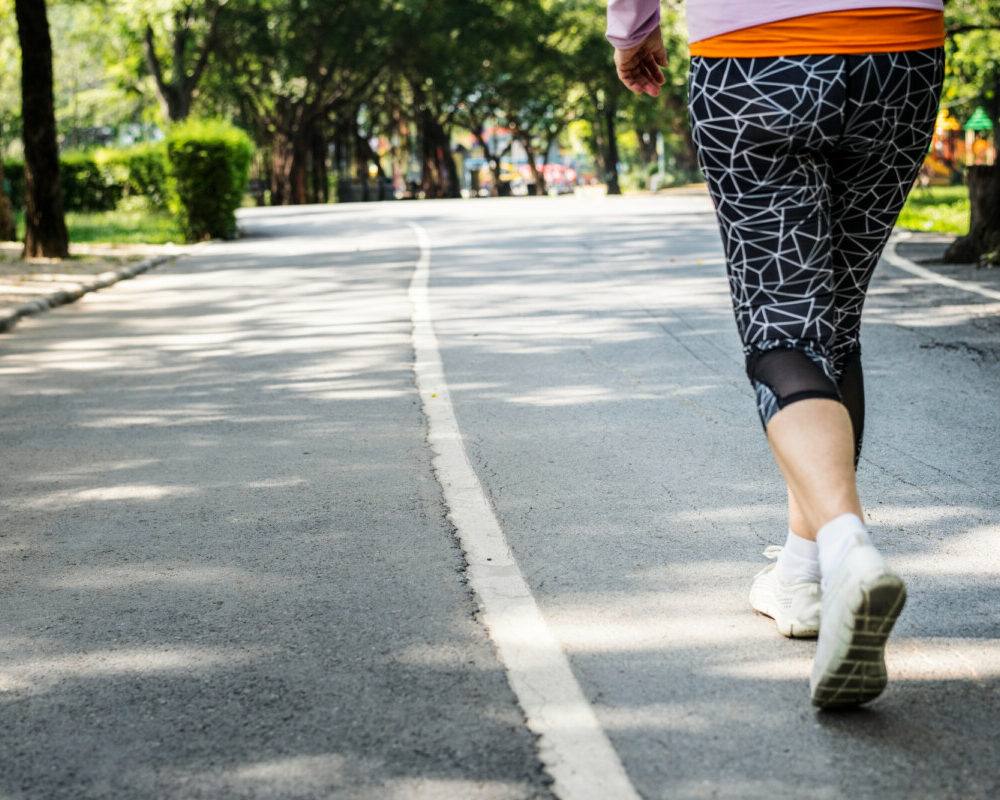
left=785, top=351, right=866, bottom=541
left=769, top=399, right=862, bottom=537
left=689, top=49, right=943, bottom=706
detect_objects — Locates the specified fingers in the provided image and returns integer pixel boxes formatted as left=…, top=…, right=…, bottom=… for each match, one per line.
left=614, top=42, right=666, bottom=96
left=613, top=27, right=668, bottom=96
left=616, top=51, right=665, bottom=96
left=640, top=56, right=665, bottom=87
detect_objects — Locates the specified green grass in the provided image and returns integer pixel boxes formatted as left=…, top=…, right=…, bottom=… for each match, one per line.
left=897, top=184, right=970, bottom=235
left=13, top=208, right=182, bottom=245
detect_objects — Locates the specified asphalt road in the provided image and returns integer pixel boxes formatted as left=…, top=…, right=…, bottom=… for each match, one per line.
left=1, top=193, right=998, bottom=799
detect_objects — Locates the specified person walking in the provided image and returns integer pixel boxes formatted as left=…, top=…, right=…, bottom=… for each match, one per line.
left=607, top=0, right=945, bottom=708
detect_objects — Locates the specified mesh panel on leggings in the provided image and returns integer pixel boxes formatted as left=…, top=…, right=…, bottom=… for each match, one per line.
left=750, top=347, right=840, bottom=409
left=837, top=350, right=865, bottom=466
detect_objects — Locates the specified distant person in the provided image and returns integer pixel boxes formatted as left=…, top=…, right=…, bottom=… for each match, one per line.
left=607, top=0, right=944, bottom=708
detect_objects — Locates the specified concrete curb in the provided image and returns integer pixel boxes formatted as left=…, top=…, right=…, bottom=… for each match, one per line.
left=0, top=253, right=177, bottom=334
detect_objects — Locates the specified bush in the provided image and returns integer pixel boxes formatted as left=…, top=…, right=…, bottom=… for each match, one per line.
left=98, top=143, right=170, bottom=210
left=61, top=152, right=120, bottom=212
left=165, top=119, right=252, bottom=241
left=3, top=155, right=120, bottom=212
left=2, top=160, right=25, bottom=209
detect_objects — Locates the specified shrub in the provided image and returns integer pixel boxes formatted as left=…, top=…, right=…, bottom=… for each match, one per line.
left=3, top=160, right=25, bottom=209
left=61, top=152, right=120, bottom=212
left=165, top=119, right=252, bottom=241
left=97, top=143, right=170, bottom=210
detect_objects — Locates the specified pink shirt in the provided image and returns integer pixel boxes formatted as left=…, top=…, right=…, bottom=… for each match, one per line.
left=606, top=0, right=945, bottom=47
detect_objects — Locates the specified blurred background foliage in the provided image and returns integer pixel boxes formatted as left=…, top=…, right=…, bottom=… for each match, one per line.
left=1, top=0, right=998, bottom=210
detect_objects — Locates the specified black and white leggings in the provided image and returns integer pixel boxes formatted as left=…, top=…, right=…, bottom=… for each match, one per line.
left=688, top=49, right=944, bottom=458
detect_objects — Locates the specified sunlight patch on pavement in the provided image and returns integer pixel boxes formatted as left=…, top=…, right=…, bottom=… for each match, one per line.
left=711, top=638, right=1000, bottom=683
left=21, top=483, right=198, bottom=508
left=265, top=377, right=409, bottom=401
left=505, top=384, right=655, bottom=407
left=43, top=563, right=294, bottom=591
left=0, top=646, right=265, bottom=695
left=222, top=754, right=349, bottom=787
left=874, top=300, right=1000, bottom=328
left=547, top=612, right=750, bottom=653
left=159, top=753, right=531, bottom=800
left=891, top=522, right=1000, bottom=576
left=596, top=703, right=711, bottom=732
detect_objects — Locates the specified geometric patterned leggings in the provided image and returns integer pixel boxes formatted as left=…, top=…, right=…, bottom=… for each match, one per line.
left=688, top=49, right=944, bottom=460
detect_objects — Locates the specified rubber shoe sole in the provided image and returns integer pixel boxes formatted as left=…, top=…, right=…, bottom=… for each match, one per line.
left=810, top=546, right=906, bottom=709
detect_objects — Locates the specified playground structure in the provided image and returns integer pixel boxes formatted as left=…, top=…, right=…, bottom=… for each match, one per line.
left=923, top=106, right=996, bottom=186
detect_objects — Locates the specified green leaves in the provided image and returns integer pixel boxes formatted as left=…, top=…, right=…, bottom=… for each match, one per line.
left=165, top=118, right=251, bottom=240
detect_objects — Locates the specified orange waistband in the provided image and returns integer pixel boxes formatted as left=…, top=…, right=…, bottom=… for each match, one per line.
left=690, top=9, right=945, bottom=58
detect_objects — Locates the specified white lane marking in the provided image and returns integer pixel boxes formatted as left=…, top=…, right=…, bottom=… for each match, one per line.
left=407, top=222, right=641, bottom=800
left=886, top=234, right=1000, bottom=302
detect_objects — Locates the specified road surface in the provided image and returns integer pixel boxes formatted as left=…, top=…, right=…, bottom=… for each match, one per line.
left=1, top=193, right=998, bottom=799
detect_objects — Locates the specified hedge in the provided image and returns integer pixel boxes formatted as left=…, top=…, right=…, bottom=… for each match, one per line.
left=97, top=143, right=170, bottom=210
left=165, top=119, right=252, bottom=241
left=1, top=144, right=171, bottom=212
left=61, top=152, right=120, bottom=212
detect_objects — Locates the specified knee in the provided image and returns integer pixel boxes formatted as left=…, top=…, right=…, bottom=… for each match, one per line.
left=747, top=344, right=841, bottom=429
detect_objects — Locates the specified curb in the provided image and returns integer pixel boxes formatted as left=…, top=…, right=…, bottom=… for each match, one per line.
left=0, top=253, right=177, bottom=334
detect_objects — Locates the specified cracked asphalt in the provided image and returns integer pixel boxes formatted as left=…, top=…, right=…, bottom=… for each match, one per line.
left=1, top=193, right=998, bottom=799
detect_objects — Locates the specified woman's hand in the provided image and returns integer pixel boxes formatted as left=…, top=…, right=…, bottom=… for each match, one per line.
left=613, top=26, right=668, bottom=97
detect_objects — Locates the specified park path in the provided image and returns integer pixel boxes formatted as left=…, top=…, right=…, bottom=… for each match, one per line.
left=1, top=194, right=998, bottom=798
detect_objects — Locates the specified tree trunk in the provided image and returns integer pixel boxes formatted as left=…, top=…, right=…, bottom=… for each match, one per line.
left=143, top=3, right=226, bottom=122
left=290, top=132, right=309, bottom=205
left=672, top=113, right=699, bottom=180
left=519, top=136, right=547, bottom=196
left=333, top=118, right=351, bottom=203
left=0, top=158, right=15, bottom=241
left=471, top=125, right=506, bottom=197
left=311, top=126, right=328, bottom=204
left=271, top=127, right=310, bottom=206
left=420, top=109, right=448, bottom=199
left=943, top=165, right=1000, bottom=264
left=15, top=0, right=68, bottom=259
left=638, top=128, right=658, bottom=169
left=604, top=104, right=621, bottom=196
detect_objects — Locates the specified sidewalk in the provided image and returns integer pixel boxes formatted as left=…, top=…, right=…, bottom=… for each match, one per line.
left=894, top=230, right=1000, bottom=289
left=0, top=242, right=180, bottom=333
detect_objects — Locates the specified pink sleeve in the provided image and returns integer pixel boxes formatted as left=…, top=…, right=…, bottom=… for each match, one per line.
left=606, top=0, right=661, bottom=50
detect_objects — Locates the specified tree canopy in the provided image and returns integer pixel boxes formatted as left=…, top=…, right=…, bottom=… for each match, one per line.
left=1, top=0, right=999, bottom=205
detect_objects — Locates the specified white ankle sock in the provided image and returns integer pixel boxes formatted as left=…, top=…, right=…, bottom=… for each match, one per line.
left=816, top=513, right=872, bottom=590
left=777, top=528, right=821, bottom=584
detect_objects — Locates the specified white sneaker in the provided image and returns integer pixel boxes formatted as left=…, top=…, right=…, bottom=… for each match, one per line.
left=810, top=543, right=906, bottom=709
left=749, top=546, right=821, bottom=638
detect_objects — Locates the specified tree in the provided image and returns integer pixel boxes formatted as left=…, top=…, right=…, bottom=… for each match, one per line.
left=15, top=0, right=68, bottom=258
left=941, top=0, right=1000, bottom=264
left=944, top=165, right=1000, bottom=264
left=211, top=0, right=388, bottom=205
left=138, top=0, right=229, bottom=122
left=392, top=0, right=506, bottom=199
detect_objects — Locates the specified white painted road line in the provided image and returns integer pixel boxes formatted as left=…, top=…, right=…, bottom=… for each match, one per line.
left=886, top=234, right=1000, bottom=302
left=407, top=222, right=642, bottom=800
